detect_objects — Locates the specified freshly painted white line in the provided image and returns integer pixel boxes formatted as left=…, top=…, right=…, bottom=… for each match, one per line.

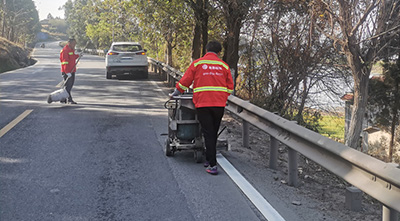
left=217, top=153, right=285, bottom=221
left=0, top=110, right=33, bottom=138
left=31, top=68, right=44, bottom=74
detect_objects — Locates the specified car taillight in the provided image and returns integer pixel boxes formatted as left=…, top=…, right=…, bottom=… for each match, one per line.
left=136, top=52, right=146, bottom=55
left=107, top=52, right=119, bottom=55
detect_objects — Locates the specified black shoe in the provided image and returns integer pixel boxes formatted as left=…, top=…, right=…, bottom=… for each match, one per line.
left=60, top=99, right=67, bottom=104
left=68, top=101, right=77, bottom=104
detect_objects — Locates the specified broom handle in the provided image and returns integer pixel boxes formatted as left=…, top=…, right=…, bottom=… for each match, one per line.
left=70, top=40, right=90, bottom=72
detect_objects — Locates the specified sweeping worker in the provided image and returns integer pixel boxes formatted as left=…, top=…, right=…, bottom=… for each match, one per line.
left=59, top=38, right=81, bottom=104
left=170, top=40, right=234, bottom=175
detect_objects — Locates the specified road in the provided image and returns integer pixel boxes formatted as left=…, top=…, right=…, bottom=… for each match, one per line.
left=0, top=42, right=269, bottom=220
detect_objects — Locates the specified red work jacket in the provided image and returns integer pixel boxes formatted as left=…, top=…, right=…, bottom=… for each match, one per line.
left=176, top=52, right=234, bottom=108
left=60, top=45, right=79, bottom=73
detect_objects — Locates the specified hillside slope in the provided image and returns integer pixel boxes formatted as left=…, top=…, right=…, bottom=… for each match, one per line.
left=0, top=37, right=35, bottom=73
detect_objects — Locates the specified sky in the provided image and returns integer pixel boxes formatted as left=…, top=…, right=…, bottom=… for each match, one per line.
left=34, top=0, right=67, bottom=20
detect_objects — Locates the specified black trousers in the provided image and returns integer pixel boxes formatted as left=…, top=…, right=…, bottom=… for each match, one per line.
left=196, top=107, right=225, bottom=167
left=62, top=72, right=75, bottom=102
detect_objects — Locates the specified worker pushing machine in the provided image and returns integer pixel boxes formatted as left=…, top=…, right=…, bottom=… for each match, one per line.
left=170, top=40, right=234, bottom=175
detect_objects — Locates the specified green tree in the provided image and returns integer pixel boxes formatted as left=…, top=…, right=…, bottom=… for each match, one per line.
left=130, top=0, right=193, bottom=67
left=369, top=55, right=400, bottom=162
left=47, top=18, right=68, bottom=34
left=63, top=0, right=90, bottom=46
left=47, top=13, right=54, bottom=20
left=84, top=0, right=136, bottom=49
left=1, top=0, right=41, bottom=44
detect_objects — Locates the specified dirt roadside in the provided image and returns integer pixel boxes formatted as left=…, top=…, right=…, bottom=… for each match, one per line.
left=0, top=37, right=35, bottom=73
left=218, top=113, right=383, bottom=221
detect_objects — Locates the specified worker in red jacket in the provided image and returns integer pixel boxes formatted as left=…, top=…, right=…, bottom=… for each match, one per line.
left=59, top=38, right=81, bottom=104
left=171, top=40, right=234, bottom=175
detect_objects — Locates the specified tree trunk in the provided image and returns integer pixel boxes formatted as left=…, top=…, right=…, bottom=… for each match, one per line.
left=344, top=45, right=371, bottom=149
left=166, top=31, right=173, bottom=66
left=186, top=0, right=208, bottom=60
left=296, top=78, right=308, bottom=125
left=1, top=0, right=5, bottom=38
left=220, top=0, right=251, bottom=89
left=389, top=54, right=400, bottom=162
left=222, top=20, right=241, bottom=85
left=191, top=23, right=201, bottom=61
left=388, top=110, right=398, bottom=162
left=201, top=7, right=208, bottom=56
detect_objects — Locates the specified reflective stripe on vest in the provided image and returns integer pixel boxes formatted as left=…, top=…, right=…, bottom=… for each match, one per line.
left=178, top=83, right=188, bottom=91
left=194, top=60, right=229, bottom=70
left=68, top=52, right=74, bottom=55
left=61, top=61, right=69, bottom=65
left=193, top=86, right=231, bottom=93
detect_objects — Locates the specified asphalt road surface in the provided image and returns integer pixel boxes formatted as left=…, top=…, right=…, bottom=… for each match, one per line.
left=0, top=42, right=269, bottom=221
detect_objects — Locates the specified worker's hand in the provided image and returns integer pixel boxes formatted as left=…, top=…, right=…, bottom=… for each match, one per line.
left=66, top=73, right=72, bottom=78
left=169, top=88, right=182, bottom=98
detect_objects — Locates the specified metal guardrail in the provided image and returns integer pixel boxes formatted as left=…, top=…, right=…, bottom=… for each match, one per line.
left=83, top=48, right=106, bottom=56
left=147, top=57, right=400, bottom=219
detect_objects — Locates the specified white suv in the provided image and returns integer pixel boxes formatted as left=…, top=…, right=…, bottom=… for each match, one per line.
left=105, top=42, right=149, bottom=79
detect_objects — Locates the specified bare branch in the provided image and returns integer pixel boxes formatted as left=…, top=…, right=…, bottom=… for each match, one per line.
left=314, top=23, right=345, bottom=47
left=358, top=24, right=400, bottom=44
left=350, top=0, right=381, bottom=37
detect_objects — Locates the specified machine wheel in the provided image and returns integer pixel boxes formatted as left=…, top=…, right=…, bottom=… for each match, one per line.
left=165, top=138, right=173, bottom=156
left=194, top=150, right=203, bottom=163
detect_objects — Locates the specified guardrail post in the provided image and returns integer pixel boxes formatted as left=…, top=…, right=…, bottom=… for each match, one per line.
left=164, top=69, right=168, bottom=81
left=171, top=74, right=174, bottom=87
left=161, top=67, right=166, bottom=80
left=166, top=70, right=171, bottom=84
left=269, top=137, right=278, bottom=170
left=242, top=120, right=249, bottom=148
left=382, top=205, right=398, bottom=221
left=288, top=148, right=298, bottom=187
left=345, top=186, right=362, bottom=211
left=169, top=73, right=174, bottom=87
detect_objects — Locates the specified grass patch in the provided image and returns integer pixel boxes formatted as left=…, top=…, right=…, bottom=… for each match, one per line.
left=319, top=114, right=345, bottom=142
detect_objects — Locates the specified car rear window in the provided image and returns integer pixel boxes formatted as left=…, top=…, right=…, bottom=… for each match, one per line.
left=112, top=44, right=142, bottom=52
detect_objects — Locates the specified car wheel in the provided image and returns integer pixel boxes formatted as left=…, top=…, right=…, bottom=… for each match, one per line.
left=106, top=71, right=112, bottom=79
left=143, top=70, right=148, bottom=79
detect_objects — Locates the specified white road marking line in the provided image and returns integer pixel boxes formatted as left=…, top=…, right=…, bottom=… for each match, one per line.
left=217, top=153, right=285, bottom=221
left=31, top=68, right=44, bottom=74
left=0, top=110, right=33, bottom=138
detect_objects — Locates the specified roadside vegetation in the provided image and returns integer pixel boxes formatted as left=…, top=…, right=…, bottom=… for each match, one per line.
left=319, top=114, right=345, bottom=142
left=0, top=37, right=34, bottom=73
left=0, top=0, right=41, bottom=46
left=39, top=14, right=68, bottom=41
